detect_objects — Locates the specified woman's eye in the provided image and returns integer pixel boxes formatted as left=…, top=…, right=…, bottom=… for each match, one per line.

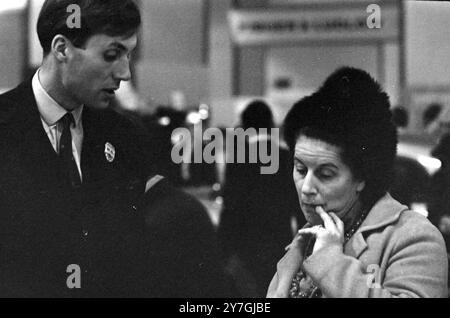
left=319, top=170, right=335, bottom=180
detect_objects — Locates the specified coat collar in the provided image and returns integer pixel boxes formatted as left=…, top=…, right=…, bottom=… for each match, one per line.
left=345, top=193, right=409, bottom=259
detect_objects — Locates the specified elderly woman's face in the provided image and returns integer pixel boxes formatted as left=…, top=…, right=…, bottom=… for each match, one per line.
left=293, top=135, right=365, bottom=226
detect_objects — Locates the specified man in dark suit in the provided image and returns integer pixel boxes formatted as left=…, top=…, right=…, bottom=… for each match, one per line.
left=0, top=0, right=152, bottom=297
left=0, top=0, right=234, bottom=298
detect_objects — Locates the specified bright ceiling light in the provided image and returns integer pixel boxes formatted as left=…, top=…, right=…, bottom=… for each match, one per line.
left=187, top=112, right=202, bottom=125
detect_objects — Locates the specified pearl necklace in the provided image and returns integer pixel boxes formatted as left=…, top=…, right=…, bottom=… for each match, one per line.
left=289, top=209, right=369, bottom=298
left=344, top=209, right=368, bottom=242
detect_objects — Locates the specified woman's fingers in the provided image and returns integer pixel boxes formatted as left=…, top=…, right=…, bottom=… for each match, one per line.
left=285, top=232, right=307, bottom=251
left=329, top=212, right=344, bottom=234
left=315, top=206, right=336, bottom=230
left=298, top=226, right=321, bottom=237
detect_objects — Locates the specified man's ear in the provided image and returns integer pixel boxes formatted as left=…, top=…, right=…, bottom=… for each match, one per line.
left=357, top=180, right=366, bottom=193
left=51, top=35, right=71, bottom=62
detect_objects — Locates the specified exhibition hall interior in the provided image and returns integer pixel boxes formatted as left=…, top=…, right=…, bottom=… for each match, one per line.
left=0, top=0, right=449, bottom=298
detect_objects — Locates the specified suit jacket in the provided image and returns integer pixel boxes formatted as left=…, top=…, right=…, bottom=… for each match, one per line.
left=0, top=80, right=152, bottom=297
left=302, top=194, right=448, bottom=298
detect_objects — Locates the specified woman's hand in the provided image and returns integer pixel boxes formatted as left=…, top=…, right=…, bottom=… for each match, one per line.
left=297, top=206, right=345, bottom=255
left=266, top=232, right=308, bottom=298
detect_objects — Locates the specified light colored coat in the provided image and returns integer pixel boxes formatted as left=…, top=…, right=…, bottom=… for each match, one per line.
left=302, top=194, right=448, bottom=297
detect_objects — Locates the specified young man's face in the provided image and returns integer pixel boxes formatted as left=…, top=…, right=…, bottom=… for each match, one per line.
left=62, top=33, right=137, bottom=109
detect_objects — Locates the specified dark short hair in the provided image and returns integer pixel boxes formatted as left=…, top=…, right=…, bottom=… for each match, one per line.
left=241, top=100, right=274, bottom=130
left=37, top=0, right=141, bottom=56
left=283, top=67, right=398, bottom=207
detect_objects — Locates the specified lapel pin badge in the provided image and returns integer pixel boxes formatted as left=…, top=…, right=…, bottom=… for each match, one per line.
left=104, top=142, right=116, bottom=163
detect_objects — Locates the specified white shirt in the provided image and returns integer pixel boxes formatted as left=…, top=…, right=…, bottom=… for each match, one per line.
left=31, top=70, right=84, bottom=179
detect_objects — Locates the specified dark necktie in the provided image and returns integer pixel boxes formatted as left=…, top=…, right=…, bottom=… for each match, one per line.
left=59, top=113, right=82, bottom=189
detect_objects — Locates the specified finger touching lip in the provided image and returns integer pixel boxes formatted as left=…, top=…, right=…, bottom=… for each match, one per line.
left=315, top=205, right=327, bottom=214
left=316, top=206, right=334, bottom=216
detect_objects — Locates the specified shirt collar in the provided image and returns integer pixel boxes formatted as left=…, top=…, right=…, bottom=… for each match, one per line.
left=32, top=69, right=83, bottom=127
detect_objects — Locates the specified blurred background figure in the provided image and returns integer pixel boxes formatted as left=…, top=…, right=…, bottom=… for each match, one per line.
left=141, top=105, right=187, bottom=186
left=429, top=134, right=450, bottom=248
left=423, top=103, right=443, bottom=136
left=390, top=155, right=430, bottom=209
left=436, top=107, right=450, bottom=141
left=140, top=176, right=235, bottom=298
left=392, top=106, right=409, bottom=135
left=217, top=100, right=305, bottom=297
left=390, top=105, right=430, bottom=213
left=428, top=132, right=450, bottom=287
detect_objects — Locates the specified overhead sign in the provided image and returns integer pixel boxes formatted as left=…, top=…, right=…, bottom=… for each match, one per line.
left=228, top=5, right=400, bottom=45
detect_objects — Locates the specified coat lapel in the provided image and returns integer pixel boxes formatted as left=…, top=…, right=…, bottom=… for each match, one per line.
left=344, top=194, right=409, bottom=259
left=345, top=232, right=368, bottom=259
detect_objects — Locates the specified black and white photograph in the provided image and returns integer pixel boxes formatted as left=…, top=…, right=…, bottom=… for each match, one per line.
left=0, top=0, right=449, bottom=303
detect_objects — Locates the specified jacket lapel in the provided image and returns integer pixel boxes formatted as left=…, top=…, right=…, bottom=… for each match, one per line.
left=345, top=194, right=409, bottom=259
left=80, top=106, right=100, bottom=186
left=80, top=107, right=119, bottom=192
left=8, top=81, right=62, bottom=191
left=8, top=81, right=109, bottom=190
